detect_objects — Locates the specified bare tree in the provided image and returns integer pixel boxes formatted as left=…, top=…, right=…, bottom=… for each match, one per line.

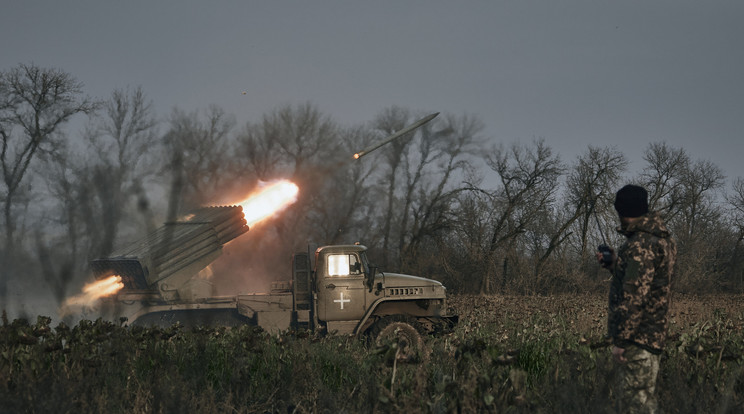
left=233, top=103, right=341, bottom=243
left=635, top=143, right=729, bottom=291
left=34, top=152, right=80, bottom=305
left=370, top=106, right=414, bottom=268
left=28, top=87, right=158, bottom=306
left=562, top=146, right=627, bottom=271
left=234, top=120, right=283, bottom=182
left=397, top=114, right=482, bottom=272
left=729, top=177, right=744, bottom=242
left=0, top=63, right=96, bottom=303
left=162, top=105, right=235, bottom=211
left=197, top=103, right=348, bottom=291
left=675, top=159, right=725, bottom=239
left=447, top=178, right=492, bottom=292
left=480, top=139, right=564, bottom=293
left=80, top=87, right=158, bottom=258
left=266, top=102, right=338, bottom=177
left=313, top=125, right=376, bottom=245
left=236, top=102, right=338, bottom=179
left=640, top=143, right=735, bottom=292
left=726, top=177, right=744, bottom=288
left=639, top=142, right=689, bottom=220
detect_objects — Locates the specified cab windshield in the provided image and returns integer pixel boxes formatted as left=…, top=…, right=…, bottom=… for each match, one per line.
left=327, top=253, right=363, bottom=276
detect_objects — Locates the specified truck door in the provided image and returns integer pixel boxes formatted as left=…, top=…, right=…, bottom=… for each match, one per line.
left=317, top=252, right=367, bottom=321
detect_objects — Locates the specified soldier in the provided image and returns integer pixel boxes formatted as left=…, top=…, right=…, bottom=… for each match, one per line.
left=598, top=184, right=676, bottom=414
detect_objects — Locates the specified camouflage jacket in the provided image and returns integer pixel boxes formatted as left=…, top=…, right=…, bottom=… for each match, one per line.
left=608, top=212, right=676, bottom=353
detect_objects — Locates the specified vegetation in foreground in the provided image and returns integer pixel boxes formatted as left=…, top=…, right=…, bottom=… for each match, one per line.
left=2, top=294, right=744, bottom=413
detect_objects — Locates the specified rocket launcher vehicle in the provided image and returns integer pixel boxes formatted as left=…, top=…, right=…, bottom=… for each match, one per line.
left=90, top=206, right=249, bottom=302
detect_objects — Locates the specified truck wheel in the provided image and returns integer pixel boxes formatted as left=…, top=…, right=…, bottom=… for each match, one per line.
left=372, top=316, right=424, bottom=362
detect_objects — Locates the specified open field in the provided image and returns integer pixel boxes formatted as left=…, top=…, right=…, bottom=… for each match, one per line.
left=2, top=293, right=744, bottom=413
left=450, top=293, right=744, bottom=343
left=450, top=293, right=744, bottom=413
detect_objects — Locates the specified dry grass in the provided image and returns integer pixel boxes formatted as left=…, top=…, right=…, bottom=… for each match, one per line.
left=2, top=294, right=744, bottom=413
left=451, top=292, right=744, bottom=337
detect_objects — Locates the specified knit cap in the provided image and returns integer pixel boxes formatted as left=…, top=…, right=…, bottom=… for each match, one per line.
left=614, top=184, right=648, bottom=218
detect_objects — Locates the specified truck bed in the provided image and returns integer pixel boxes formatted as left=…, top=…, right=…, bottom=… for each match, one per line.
left=237, top=292, right=295, bottom=334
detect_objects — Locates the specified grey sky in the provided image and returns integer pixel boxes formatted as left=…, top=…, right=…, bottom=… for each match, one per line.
left=3, top=1, right=743, bottom=186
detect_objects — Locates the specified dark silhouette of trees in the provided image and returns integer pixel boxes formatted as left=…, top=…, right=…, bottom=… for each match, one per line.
left=233, top=102, right=342, bottom=250
left=0, top=63, right=96, bottom=305
left=314, top=125, right=377, bottom=246
left=162, top=105, right=236, bottom=211
left=729, top=178, right=744, bottom=243
left=671, top=159, right=725, bottom=290
left=395, top=113, right=481, bottom=272
left=81, top=87, right=158, bottom=258
left=636, top=142, right=726, bottom=290
left=5, top=62, right=744, bottom=315
left=726, top=178, right=744, bottom=288
left=639, top=142, right=689, bottom=220
left=479, top=139, right=563, bottom=294
left=564, top=146, right=627, bottom=271
left=31, top=87, right=158, bottom=306
left=370, top=106, right=415, bottom=269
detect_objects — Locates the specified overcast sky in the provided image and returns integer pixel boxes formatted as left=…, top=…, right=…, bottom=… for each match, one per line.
left=3, top=1, right=743, bottom=188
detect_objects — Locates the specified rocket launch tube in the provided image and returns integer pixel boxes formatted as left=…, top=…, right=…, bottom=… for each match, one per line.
left=212, top=216, right=249, bottom=243
left=152, top=234, right=220, bottom=275
left=150, top=226, right=216, bottom=262
left=157, top=242, right=221, bottom=280
left=93, top=206, right=249, bottom=289
left=353, top=112, right=439, bottom=160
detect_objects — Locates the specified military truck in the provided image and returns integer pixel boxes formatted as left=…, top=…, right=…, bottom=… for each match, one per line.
left=92, top=205, right=457, bottom=355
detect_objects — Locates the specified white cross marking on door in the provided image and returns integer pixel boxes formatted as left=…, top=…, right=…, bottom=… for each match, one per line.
left=334, top=292, right=351, bottom=310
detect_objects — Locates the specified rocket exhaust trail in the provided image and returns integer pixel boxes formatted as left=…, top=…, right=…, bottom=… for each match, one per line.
left=353, top=112, right=439, bottom=160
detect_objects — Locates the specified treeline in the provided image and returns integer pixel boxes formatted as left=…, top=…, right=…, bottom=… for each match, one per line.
left=2, top=63, right=744, bottom=312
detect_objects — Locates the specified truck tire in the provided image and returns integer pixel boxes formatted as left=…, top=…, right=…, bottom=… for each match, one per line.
left=372, top=315, right=424, bottom=362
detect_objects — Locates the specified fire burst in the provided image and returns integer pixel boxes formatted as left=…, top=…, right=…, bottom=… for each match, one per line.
left=235, top=180, right=299, bottom=226
left=60, top=275, right=124, bottom=314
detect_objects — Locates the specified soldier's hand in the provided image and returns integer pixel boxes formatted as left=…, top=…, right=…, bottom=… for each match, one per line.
left=595, top=251, right=604, bottom=264
left=612, top=345, right=627, bottom=363
left=596, top=245, right=615, bottom=269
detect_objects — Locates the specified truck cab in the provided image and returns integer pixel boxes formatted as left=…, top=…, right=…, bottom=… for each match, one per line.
left=315, top=245, right=369, bottom=323
left=306, top=245, right=456, bottom=338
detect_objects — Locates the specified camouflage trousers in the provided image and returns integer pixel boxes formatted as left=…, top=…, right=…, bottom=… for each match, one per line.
left=615, top=345, right=661, bottom=414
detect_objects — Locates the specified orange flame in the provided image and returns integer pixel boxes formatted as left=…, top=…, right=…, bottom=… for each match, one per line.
left=235, top=180, right=299, bottom=226
left=61, top=275, right=124, bottom=313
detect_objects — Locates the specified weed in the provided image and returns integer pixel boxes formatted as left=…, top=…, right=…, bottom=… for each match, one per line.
left=2, top=294, right=744, bottom=412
